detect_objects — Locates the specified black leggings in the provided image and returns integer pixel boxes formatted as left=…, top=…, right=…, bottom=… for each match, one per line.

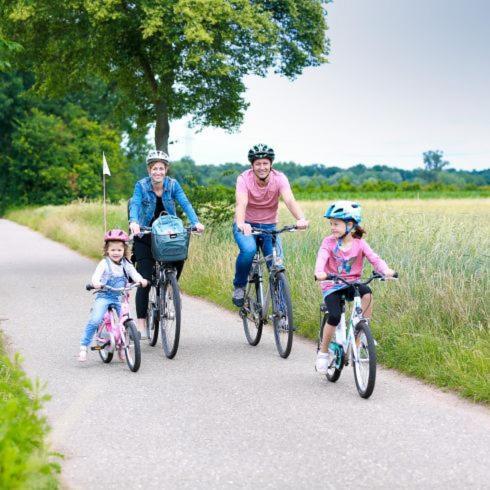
left=133, top=237, right=184, bottom=319
left=324, top=284, right=372, bottom=326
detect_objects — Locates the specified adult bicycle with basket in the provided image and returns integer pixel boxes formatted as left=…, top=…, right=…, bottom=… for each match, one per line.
left=316, top=271, right=398, bottom=398
left=85, top=283, right=142, bottom=372
left=239, top=225, right=298, bottom=358
left=134, top=225, right=199, bottom=359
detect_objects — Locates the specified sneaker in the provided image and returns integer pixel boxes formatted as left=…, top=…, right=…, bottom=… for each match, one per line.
left=315, top=350, right=334, bottom=374
left=78, top=346, right=87, bottom=362
left=232, top=286, right=245, bottom=307
left=117, top=348, right=126, bottom=362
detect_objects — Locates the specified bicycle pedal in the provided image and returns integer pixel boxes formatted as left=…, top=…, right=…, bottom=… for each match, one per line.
left=91, top=345, right=102, bottom=351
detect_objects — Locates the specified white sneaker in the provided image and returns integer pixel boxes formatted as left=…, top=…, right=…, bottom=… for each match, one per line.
left=78, top=346, right=88, bottom=362
left=315, top=350, right=333, bottom=374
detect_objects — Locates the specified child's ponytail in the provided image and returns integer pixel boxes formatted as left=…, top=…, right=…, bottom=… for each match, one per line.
left=352, top=225, right=365, bottom=239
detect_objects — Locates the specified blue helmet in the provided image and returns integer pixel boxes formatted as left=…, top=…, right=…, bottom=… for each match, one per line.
left=324, top=201, right=362, bottom=224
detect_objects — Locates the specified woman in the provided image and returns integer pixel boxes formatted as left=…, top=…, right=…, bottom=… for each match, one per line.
left=129, top=149, right=205, bottom=337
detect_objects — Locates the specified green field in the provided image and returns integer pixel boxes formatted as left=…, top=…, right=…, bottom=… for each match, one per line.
left=6, top=199, right=490, bottom=403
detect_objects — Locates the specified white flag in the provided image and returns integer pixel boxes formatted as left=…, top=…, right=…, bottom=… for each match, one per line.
left=102, top=152, right=111, bottom=176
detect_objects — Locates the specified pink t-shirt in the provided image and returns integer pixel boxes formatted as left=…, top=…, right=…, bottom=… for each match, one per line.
left=315, top=236, right=390, bottom=294
left=235, top=169, right=291, bottom=224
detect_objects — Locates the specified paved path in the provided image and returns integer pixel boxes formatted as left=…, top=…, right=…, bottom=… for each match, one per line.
left=0, top=219, right=489, bottom=489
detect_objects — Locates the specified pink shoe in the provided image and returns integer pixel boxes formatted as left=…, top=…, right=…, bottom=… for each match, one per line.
left=117, top=349, right=126, bottom=362
left=78, top=346, right=87, bottom=362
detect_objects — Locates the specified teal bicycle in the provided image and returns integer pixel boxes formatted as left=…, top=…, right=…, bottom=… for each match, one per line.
left=317, top=271, right=397, bottom=398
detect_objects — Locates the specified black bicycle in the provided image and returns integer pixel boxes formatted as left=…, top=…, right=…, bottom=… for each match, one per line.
left=137, top=226, right=197, bottom=359
left=239, top=225, right=297, bottom=358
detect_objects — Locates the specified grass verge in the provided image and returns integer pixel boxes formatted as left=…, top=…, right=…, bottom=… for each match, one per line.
left=5, top=200, right=490, bottom=403
left=0, top=331, right=61, bottom=488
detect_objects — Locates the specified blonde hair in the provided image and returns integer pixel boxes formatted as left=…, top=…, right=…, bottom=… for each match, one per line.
left=103, top=240, right=131, bottom=259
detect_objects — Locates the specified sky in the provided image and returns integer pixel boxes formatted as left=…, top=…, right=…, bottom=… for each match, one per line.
left=166, top=0, right=490, bottom=170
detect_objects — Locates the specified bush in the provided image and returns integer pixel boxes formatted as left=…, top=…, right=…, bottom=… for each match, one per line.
left=0, top=352, right=60, bottom=489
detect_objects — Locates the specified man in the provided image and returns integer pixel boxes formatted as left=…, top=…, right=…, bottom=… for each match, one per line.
left=232, top=144, right=308, bottom=307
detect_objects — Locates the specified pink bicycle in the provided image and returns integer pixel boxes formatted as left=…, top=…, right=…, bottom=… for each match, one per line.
left=85, top=283, right=141, bottom=372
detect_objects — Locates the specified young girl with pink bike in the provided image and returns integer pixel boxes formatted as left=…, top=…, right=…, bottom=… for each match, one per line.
left=79, top=229, right=148, bottom=363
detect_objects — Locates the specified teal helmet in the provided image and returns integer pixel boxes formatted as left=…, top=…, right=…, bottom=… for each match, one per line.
left=324, top=201, right=362, bottom=224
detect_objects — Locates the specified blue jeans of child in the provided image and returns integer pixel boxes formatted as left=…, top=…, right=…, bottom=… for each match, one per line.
left=80, top=296, right=122, bottom=346
left=232, top=222, right=283, bottom=288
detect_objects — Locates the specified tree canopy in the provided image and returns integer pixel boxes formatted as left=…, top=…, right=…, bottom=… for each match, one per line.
left=0, top=0, right=330, bottom=152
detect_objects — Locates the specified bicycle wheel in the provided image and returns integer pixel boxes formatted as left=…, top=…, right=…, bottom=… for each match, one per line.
left=326, top=343, right=345, bottom=383
left=97, top=322, right=113, bottom=364
left=123, top=320, right=141, bottom=372
left=146, top=285, right=159, bottom=346
left=241, top=276, right=263, bottom=346
left=160, top=273, right=181, bottom=359
left=352, top=320, right=376, bottom=398
left=271, top=271, right=294, bottom=358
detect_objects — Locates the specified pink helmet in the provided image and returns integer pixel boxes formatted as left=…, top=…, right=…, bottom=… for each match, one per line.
left=104, top=229, right=129, bottom=242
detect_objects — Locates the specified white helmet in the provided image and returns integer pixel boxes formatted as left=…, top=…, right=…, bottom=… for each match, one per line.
left=146, top=149, right=169, bottom=165
left=324, top=200, right=362, bottom=224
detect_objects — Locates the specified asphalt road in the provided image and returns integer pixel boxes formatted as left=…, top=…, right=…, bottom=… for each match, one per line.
left=0, top=219, right=488, bottom=489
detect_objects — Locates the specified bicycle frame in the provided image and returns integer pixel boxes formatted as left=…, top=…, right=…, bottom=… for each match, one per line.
left=245, top=231, right=285, bottom=323
left=330, top=290, right=365, bottom=368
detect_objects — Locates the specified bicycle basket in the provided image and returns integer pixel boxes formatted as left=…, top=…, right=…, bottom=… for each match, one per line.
left=151, top=214, right=189, bottom=262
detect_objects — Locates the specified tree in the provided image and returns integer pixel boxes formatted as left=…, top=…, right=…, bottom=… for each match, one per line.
left=0, top=35, right=22, bottom=72
left=423, top=150, right=450, bottom=172
left=1, top=0, right=330, bottom=152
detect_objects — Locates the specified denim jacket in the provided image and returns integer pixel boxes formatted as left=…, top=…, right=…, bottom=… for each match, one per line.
left=128, top=177, right=199, bottom=226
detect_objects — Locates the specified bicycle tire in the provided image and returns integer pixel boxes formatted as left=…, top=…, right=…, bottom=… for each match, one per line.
left=160, top=273, right=181, bottom=359
left=98, top=322, right=113, bottom=364
left=242, top=276, right=263, bottom=346
left=123, top=320, right=141, bottom=372
left=146, top=284, right=159, bottom=346
left=326, top=343, right=345, bottom=382
left=352, top=320, right=376, bottom=398
left=271, top=271, right=294, bottom=358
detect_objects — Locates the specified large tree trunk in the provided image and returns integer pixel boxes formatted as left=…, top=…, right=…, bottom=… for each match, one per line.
left=154, top=100, right=169, bottom=153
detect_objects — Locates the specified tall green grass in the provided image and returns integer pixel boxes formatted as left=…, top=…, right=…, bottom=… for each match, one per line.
left=0, top=340, right=61, bottom=488
left=6, top=200, right=490, bottom=403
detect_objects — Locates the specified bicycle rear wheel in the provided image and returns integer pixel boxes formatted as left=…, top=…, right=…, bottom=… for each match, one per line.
left=146, top=284, right=159, bottom=346
left=123, top=320, right=141, bottom=372
left=160, top=273, right=181, bottom=359
left=241, top=276, right=263, bottom=346
left=326, top=343, right=345, bottom=382
left=352, top=320, right=376, bottom=398
left=271, top=271, right=294, bottom=358
left=97, top=321, right=114, bottom=364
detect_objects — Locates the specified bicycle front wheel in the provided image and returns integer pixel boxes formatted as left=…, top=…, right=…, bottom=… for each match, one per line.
left=352, top=320, right=376, bottom=398
left=271, top=272, right=294, bottom=358
left=160, top=274, right=181, bottom=359
left=146, top=285, right=159, bottom=346
left=123, top=320, right=141, bottom=372
left=242, top=277, right=263, bottom=346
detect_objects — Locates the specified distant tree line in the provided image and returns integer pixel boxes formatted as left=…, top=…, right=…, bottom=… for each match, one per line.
left=170, top=157, right=490, bottom=190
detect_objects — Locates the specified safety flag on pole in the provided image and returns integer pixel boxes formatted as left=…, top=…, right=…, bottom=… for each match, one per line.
left=102, top=152, right=111, bottom=176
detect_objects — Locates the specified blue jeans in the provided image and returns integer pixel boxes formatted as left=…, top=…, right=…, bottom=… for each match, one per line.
left=232, top=222, right=283, bottom=288
left=81, top=296, right=121, bottom=346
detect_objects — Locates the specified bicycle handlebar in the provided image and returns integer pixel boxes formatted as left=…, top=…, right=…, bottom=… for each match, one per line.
left=85, top=283, right=141, bottom=292
left=316, top=271, right=399, bottom=286
left=250, top=225, right=297, bottom=235
left=130, top=225, right=201, bottom=240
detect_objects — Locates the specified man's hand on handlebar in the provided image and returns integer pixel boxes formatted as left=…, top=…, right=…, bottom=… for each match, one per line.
left=295, top=217, right=309, bottom=230
left=237, top=223, right=252, bottom=236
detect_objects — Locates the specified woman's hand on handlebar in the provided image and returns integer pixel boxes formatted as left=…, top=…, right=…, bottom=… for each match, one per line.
left=129, top=222, right=140, bottom=235
left=139, top=279, right=149, bottom=288
left=194, top=223, right=205, bottom=233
